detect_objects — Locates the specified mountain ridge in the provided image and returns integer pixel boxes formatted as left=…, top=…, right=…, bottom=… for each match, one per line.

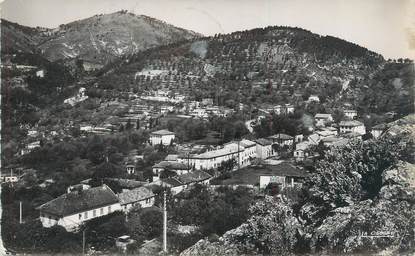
left=1, top=10, right=203, bottom=66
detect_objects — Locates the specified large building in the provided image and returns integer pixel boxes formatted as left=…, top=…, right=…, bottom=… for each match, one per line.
left=339, top=120, right=365, bottom=135
left=178, top=141, right=254, bottom=170
left=149, top=129, right=175, bottom=145
left=37, top=184, right=121, bottom=231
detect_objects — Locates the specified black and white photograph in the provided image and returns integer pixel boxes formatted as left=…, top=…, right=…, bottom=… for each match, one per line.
left=0, top=0, right=414, bottom=255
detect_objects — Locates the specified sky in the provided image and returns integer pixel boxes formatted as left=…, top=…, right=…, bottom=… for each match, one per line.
left=1, top=0, right=414, bottom=59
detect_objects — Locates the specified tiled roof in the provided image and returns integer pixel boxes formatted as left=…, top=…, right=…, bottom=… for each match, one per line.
left=165, top=154, right=179, bottom=161
left=105, top=178, right=147, bottom=189
left=268, top=133, right=293, bottom=140
left=255, top=138, right=272, bottom=146
left=162, top=170, right=211, bottom=187
left=38, top=185, right=119, bottom=217
left=263, top=163, right=308, bottom=177
left=176, top=170, right=211, bottom=184
left=150, top=129, right=175, bottom=135
left=162, top=177, right=183, bottom=187
left=315, top=113, right=333, bottom=119
left=340, top=120, right=364, bottom=127
left=372, top=123, right=388, bottom=130
left=118, top=187, right=154, bottom=205
left=240, top=139, right=256, bottom=148
left=153, top=161, right=189, bottom=170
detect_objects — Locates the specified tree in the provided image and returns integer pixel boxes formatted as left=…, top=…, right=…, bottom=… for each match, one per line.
left=332, top=109, right=345, bottom=123
left=217, top=158, right=237, bottom=176
left=223, top=196, right=301, bottom=255
left=303, top=135, right=412, bottom=223
left=125, top=119, right=133, bottom=130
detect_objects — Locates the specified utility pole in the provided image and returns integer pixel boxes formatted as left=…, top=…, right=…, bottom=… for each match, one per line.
left=19, top=201, right=22, bottom=224
left=82, top=229, right=86, bottom=256
left=187, top=153, right=190, bottom=171
left=163, top=190, right=167, bottom=253
left=237, top=140, right=241, bottom=170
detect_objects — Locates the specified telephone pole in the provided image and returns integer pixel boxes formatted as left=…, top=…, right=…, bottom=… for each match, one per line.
left=82, top=229, right=86, bottom=256
left=237, top=140, right=241, bottom=170
left=163, top=190, right=167, bottom=253
left=19, top=201, right=22, bottom=224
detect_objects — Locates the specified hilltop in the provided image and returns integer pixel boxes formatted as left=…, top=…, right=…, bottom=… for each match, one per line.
left=1, top=10, right=201, bottom=67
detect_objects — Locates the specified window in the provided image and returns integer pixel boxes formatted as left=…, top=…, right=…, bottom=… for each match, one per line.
left=100, top=208, right=104, bottom=215
left=79, top=214, right=82, bottom=220
left=93, top=209, right=96, bottom=217
left=84, top=211, right=88, bottom=219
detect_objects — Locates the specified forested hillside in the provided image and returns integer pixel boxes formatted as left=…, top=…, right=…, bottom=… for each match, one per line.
left=97, top=26, right=413, bottom=116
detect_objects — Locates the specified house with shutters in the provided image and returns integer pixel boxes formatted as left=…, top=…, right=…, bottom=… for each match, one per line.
left=117, top=187, right=155, bottom=212
left=37, top=184, right=121, bottom=231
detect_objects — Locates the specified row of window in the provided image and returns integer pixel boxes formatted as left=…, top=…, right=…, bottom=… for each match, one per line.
left=78, top=206, right=112, bottom=220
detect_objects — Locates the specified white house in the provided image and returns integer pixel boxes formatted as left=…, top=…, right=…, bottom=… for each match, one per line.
left=371, top=123, right=387, bottom=139
left=239, top=139, right=257, bottom=166
left=149, top=129, right=175, bottom=145
left=259, top=163, right=308, bottom=190
left=344, top=109, right=357, bottom=119
left=315, top=114, right=333, bottom=126
left=255, top=138, right=274, bottom=159
left=294, top=141, right=312, bottom=162
left=178, top=142, right=248, bottom=170
left=1, top=173, right=19, bottom=183
left=308, top=95, right=320, bottom=103
left=268, top=133, right=294, bottom=147
left=125, top=163, right=136, bottom=175
left=152, top=161, right=191, bottom=181
left=339, top=120, right=366, bottom=135
left=117, top=187, right=155, bottom=212
left=36, top=69, right=45, bottom=78
left=37, top=184, right=122, bottom=231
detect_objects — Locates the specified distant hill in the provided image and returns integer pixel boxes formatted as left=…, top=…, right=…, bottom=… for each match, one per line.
left=1, top=10, right=202, bottom=66
left=96, top=26, right=413, bottom=115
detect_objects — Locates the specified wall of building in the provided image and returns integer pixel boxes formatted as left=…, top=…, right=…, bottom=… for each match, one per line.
left=150, top=134, right=175, bottom=145
left=40, top=202, right=122, bottom=231
left=121, top=197, right=155, bottom=212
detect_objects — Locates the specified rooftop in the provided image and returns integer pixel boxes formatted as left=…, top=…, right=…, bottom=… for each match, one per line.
left=340, top=120, right=364, bottom=127
left=153, top=161, right=190, bottom=170
left=38, top=185, right=119, bottom=217
left=255, top=138, right=272, bottom=146
left=118, top=187, right=155, bottom=205
left=240, top=139, right=256, bottom=148
left=268, top=133, right=293, bottom=140
left=176, top=170, right=211, bottom=184
left=315, top=113, right=333, bottom=119
left=150, top=129, right=175, bottom=136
